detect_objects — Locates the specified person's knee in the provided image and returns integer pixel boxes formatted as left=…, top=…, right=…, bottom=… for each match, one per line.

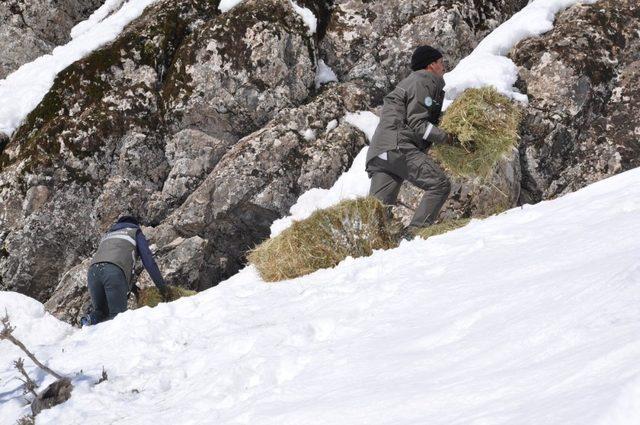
left=437, top=177, right=451, bottom=196
left=417, top=175, right=450, bottom=197
left=369, top=174, right=401, bottom=205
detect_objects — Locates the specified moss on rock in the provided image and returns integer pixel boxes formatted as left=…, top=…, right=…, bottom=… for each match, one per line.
left=136, top=285, right=197, bottom=308
left=415, top=218, right=471, bottom=240
left=3, top=0, right=221, bottom=176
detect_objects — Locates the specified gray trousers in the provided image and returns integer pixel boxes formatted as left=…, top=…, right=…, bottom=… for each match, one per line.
left=87, top=262, right=129, bottom=323
left=367, top=141, right=451, bottom=229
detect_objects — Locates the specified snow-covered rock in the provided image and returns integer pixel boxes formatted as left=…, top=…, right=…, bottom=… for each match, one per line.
left=514, top=0, right=640, bottom=202
left=0, top=0, right=104, bottom=79
left=320, top=0, right=529, bottom=101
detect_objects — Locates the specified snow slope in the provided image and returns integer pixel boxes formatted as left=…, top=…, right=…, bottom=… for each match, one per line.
left=2, top=167, right=640, bottom=424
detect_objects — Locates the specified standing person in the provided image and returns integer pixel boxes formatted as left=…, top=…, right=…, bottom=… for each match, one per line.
left=366, top=45, right=457, bottom=238
left=82, top=216, right=168, bottom=325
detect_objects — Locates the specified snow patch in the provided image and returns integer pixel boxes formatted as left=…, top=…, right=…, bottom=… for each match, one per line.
left=289, top=1, right=317, bottom=34
left=70, top=0, right=127, bottom=39
left=218, top=0, right=244, bottom=13
left=315, top=59, right=338, bottom=89
left=325, top=119, right=338, bottom=133
left=302, top=128, right=316, bottom=141
left=344, top=110, right=379, bottom=142
left=443, top=0, right=600, bottom=106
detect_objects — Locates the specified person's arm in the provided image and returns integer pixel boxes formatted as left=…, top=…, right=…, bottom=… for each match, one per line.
left=405, top=79, right=449, bottom=146
left=136, top=230, right=166, bottom=289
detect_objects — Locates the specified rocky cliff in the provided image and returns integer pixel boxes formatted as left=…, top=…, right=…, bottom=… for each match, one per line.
left=513, top=0, right=640, bottom=202
left=0, top=0, right=637, bottom=325
left=0, top=0, right=105, bottom=78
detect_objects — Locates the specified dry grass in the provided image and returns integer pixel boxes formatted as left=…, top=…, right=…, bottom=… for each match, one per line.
left=415, top=218, right=471, bottom=240
left=248, top=197, right=400, bottom=282
left=433, top=86, right=522, bottom=178
left=136, top=285, right=197, bottom=308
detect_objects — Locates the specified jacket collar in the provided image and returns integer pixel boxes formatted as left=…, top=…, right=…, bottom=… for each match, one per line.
left=413, top=69, right=445, bottom=89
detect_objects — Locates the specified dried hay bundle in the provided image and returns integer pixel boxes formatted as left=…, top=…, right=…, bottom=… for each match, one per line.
left=136, top=285, right=197, bottom=308
left=415, top=218, right=471, bottom=240
left=434, top=86, right=522, bottom=178
left=248, top=197, right=399, bottom=282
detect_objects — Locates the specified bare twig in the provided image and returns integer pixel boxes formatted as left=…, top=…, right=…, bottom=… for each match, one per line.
left=96, top=367, right=108, bottom=385
left=1, top=311, right=63, bottom=380
left=13, top=358, right=37, bottom=397
left=488, top=181, right=509, bottom=199
left=16, top=415, right=35, bottom=425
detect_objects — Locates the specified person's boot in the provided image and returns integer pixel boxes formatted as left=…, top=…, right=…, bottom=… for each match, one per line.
left=402, top=224, right=431, bottom=241
left=400, top=225, right=418, bottom=241
left=80, top=311, right=101, bottom=327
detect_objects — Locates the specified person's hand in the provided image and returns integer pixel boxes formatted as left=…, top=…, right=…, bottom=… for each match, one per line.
left=445, top=132, right=460, bottom=146
left=447, top=133, right=477, bottom=152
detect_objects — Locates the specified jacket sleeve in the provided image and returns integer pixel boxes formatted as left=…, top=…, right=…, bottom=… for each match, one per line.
left=136, top=230, right=166, bottom=288
left=406, top=79, right=448, bottom=146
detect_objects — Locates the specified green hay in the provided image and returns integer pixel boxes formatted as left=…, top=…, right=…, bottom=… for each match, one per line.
left=433, top=86, right=522, bottom=178
left=248, top=197, right=400, bottom=282
left=415, top=218, right=471, bottom=240
left=136, top=285, right=197, bottom=308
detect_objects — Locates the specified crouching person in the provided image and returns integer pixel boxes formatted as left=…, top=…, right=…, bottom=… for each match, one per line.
left=82, top=216, right=168, bottom=326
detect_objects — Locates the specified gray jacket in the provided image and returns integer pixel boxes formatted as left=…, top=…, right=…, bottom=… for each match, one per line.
left=366, top=70, right=447, bottom=164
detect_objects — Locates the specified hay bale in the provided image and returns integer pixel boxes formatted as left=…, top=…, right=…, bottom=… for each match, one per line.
left=433, top=86, right=522, bottom=178
left=416, top=218, right=471, bottom=240
left=248, top=197, right=400, bottom=282
left=136, top=285, right=196, bottom=308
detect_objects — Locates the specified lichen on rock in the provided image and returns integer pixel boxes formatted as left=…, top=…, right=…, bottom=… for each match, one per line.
left=512, top=0, right=640, bottom=202
left=164, top=0, right=318, bottom=141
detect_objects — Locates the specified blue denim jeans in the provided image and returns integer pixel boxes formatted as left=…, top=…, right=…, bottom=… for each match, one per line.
left=87, top=262, right=128, bottom=323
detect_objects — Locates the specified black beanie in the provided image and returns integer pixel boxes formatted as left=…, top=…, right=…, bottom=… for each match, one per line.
left=411, top=45, right=443, bottom=71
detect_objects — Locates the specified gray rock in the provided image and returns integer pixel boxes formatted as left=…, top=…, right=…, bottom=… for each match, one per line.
left=164, top=0, right=317, bottom=140
left=0, top=0, right=222, bottom=300
left=154, top=82, right=372, bottom=288
left=43, top=259, right=91, bottom=327
left=148, top=129, right=233, bottom=223
left=0, top=0, right=104, bottom=79
left=0, top=0, right=351, bottom=303
left=31, top=378, right=73, bottom=416
left=320, top=0, right=528, bottom=100
left=136, top=235, right=210, bottom=291
left=512, top=0, right=640, bottom=203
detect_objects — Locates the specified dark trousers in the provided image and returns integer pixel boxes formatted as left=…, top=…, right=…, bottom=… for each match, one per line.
left=367, top=141, right=451, bottom=230
left=87, top=262, right=129, bottom=323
